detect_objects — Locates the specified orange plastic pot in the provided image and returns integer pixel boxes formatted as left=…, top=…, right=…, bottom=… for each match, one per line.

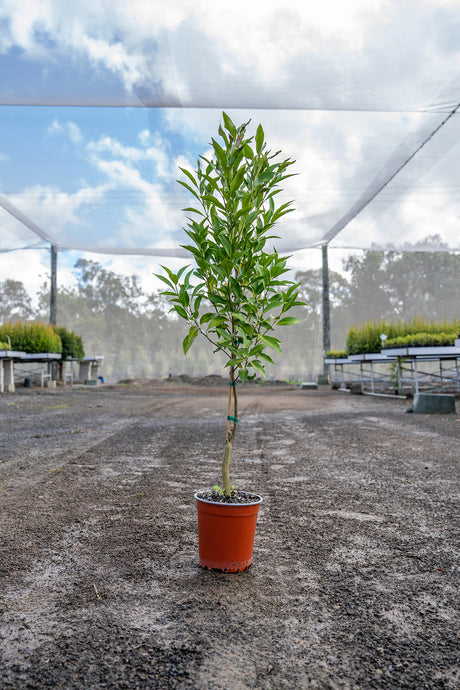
left=195, top=492, right=263, bottom=572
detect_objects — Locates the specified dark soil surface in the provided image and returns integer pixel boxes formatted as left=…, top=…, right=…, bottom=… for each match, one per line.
left=0, top=379, right=458, bottom=689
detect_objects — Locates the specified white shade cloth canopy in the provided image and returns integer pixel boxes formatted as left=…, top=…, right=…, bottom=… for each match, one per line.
left=1, top=0, right=460, bottom=258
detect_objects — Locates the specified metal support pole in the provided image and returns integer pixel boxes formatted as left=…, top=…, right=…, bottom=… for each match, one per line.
left=413, top=360, right=419, bottom=394
left=397, top=358, right=402, bottom=393
left=50, top=244, right=57, bottom=327
left=321, top=244, right=330, bottom=377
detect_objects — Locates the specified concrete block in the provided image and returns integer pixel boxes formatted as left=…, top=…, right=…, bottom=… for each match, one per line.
left=301, top=381, right=318, bottom=390
left=85, top=379, right=99, bottom=386
left=413, top=393, right=456, bottom=414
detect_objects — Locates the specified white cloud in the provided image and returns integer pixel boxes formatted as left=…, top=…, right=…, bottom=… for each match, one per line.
left=48, top=119, right=84, bottom=144
left=2, top=0, right=458, bottom=111
left=87, top=136, right=144, bottom=162
left=79, top=34, right=146, bottom=93
left=86, top=130, right=179, bottom=181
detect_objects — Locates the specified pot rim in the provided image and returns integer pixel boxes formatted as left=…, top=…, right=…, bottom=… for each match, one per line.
left=194, top=491, right=263, bottom=507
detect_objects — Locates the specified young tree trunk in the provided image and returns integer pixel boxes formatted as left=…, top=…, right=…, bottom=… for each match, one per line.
left=222, top=440, right=233, bottom=496
left=222, top=367, right=238, bottom=495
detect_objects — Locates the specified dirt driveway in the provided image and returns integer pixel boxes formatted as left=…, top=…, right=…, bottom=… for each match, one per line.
left=0, top=380, right=458, bottom=688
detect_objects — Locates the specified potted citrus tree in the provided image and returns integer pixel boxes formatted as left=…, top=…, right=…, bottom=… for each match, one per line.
left=157, top=112, right=304, bottom=571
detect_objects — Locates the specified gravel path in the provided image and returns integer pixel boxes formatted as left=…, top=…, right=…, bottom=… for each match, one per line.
left=0, top=381, right=458, bottom=688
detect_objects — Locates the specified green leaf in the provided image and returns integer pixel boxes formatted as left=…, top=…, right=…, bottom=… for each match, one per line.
left=255, top=124, right=264, bottom=154
left=183, top=207, right=204, bottom=216
left=258, top=351, right=275, bottom=364
left=239, top=368, right=249, bottom=383
left=212, top=138, right=227, bottom=170
left=251, top=360, right=266, bottom=377
left=178, top=167, right=198, bottom=188
left=177, top=179, right=199, bottom=199
left=277, top=317, right=300, bottom=326
left=222, top=112, right=237, bottom=138
left=174, top=305, right=188, bottom=320
left=262, top=295, right=283, bottom=313
left=203, top=194, right=225, bottom=211
left=218, top=124, right=229, bottom=146
left=191, top=294, right=203, bottom=318
left=260, top=334, right=283, bottom=353
left=230, top=166, right=246, bottom=194
left=176, top=265, right=189, bottom=281
left=161, top=265, right=179, bottom=285
left=207, top=315, right=228, bottom=331
left=179, top=284, right=190, bottom=308
left=155, top=273, right=175, bottom=289
left=200, top=312, right=214, bottom=325
left=183, top=326, right=199, bottom=354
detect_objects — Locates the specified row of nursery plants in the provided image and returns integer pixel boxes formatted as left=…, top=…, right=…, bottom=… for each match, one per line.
left=0, top=322, right=84, bottom=358
left=325, top=318, right=460, bottom=357
left=383, top=332, right=458, bottom=348
left=325, top=349, right=348, bottom=359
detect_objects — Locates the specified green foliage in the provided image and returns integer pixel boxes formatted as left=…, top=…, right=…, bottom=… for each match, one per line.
left=0, top=321, right=62, bottom=354
left=325, top=350, right=348, bottom=359
left=346, top=318, right=460, bottom=354
left=0, top=341, right=9, bottom=350
left=54, top=326, right=85, bottom=359
left=157, top=112, right=304, bottom=383
left=384, top=332, right=457, bottom=348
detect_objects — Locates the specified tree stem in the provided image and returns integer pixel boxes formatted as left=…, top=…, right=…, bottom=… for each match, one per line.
left=222, top=367, right=238, bottom=495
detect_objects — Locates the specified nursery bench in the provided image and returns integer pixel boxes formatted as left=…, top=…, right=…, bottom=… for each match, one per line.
left=0, top=351, right=25, bottom=393
left=79, top=356, right=104, bottom=383
left=20, top=353, right=62, bottom=388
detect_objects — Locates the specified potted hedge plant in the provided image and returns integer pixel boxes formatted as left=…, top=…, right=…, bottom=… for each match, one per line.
left=157, top=112, right=304, bottom=571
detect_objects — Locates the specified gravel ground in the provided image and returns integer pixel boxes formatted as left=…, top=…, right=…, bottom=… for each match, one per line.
left=0, top=379, right=458, bottom=689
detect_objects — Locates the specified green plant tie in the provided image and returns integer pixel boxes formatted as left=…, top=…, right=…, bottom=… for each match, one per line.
left=229, top=381, right=237, bottom=386
left=227, top=415, right=238, bottom=423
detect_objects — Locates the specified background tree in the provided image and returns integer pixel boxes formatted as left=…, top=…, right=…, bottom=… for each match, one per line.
left=341, top=237, right=459, bottom=329
left=385, top=238, right=459, bottom=321
left=0, top=279, right=34, bottom=322
left=2, top=236, right=457, bottom=380
left=295, top=268, right=351, bottom=352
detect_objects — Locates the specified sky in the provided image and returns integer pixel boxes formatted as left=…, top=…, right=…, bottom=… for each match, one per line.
left=0, top=0, right=460, bottom=303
